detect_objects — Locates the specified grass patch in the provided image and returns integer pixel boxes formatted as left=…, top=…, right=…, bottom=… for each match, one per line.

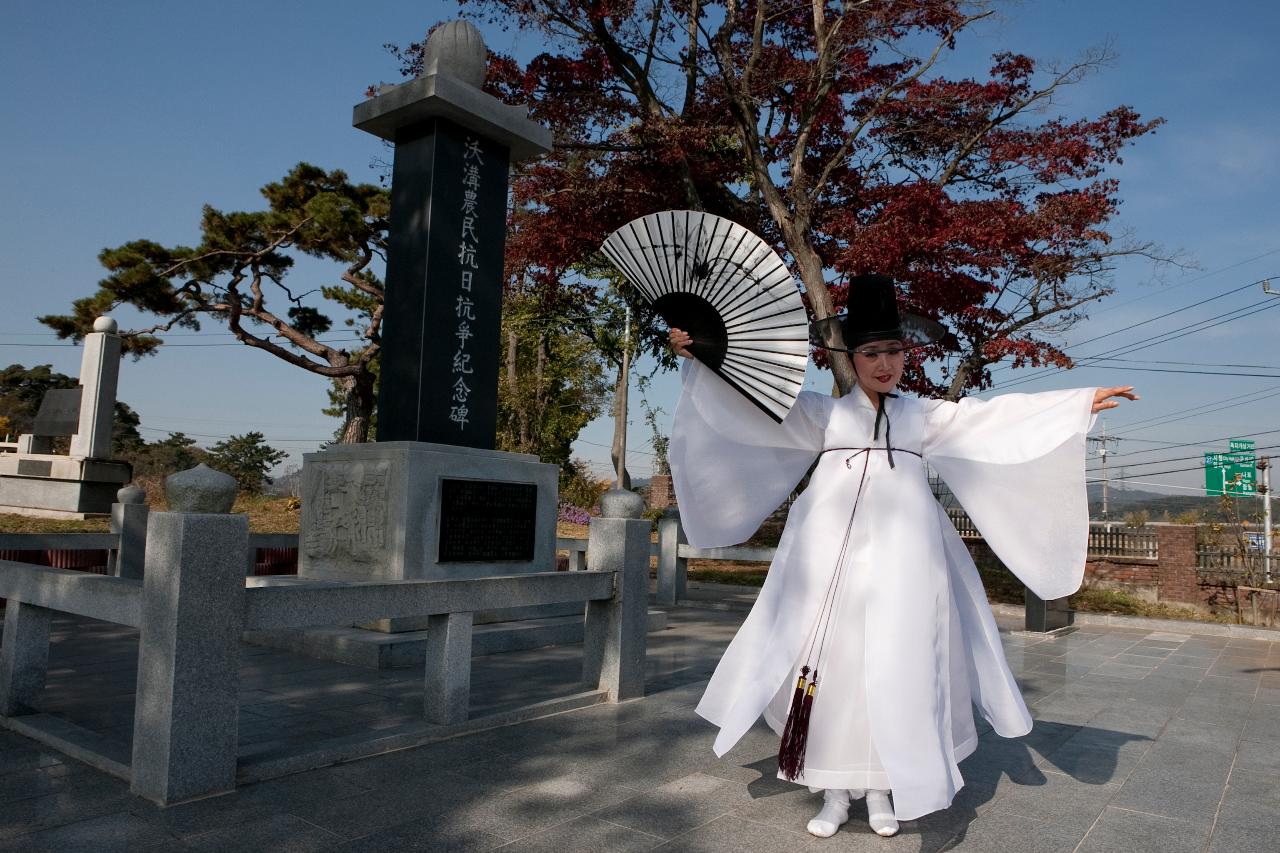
left=687, top=567, right=768, bottom=587
left=1068, top=586, right=1232, bottom=623
left=973, top=554, right=1237, bottom=625
left=685, top=558, right=769, bottom=586
left=974, top=559, right=1025, bottom=605
left=0, top=493, right=304, bottom=534
left=231, top=493, right=300, bottom=533
left=0, top=515, right=110, bottom=533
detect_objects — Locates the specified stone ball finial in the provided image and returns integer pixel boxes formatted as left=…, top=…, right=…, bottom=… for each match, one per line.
left=117, top=484, right=147, bottom=505
left=165, top=464, right=237, bottom=514
left=599, top=488, right=646, bottom=519
left=422, top=20, right=487, bottom=87
left=93, top=316, right=119, bottom=333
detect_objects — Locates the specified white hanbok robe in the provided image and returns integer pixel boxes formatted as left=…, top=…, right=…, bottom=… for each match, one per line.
left=670, top=360, right=1096, bottom=821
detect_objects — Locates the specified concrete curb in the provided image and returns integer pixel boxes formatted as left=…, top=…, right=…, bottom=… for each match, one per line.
left=990, top=603, right=1280, bottom=641
left=668, top=582, right=1280, bottom=642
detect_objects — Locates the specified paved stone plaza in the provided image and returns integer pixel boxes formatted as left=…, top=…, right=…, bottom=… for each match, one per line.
left=1, top=593, right=1278, bottom=852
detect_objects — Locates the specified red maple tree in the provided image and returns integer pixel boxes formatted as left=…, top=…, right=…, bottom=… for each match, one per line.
left=395, top=0, right=1168, bottom=398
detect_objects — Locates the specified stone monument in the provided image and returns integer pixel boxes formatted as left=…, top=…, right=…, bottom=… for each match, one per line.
left=0, top=317, right=131, bottom=517
left=276, top=21, right=580, bottom=661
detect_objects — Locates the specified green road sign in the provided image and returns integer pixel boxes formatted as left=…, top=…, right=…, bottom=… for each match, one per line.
left=1206, top=439, right=1257, bottom=496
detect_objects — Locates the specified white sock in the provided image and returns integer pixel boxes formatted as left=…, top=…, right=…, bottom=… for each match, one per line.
left=865, top=789, right=898, bottom=837
left=806, top=788, right=851, bottom=838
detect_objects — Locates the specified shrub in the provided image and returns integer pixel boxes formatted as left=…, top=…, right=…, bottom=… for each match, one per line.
left=558, top=502, right=591, bottom=525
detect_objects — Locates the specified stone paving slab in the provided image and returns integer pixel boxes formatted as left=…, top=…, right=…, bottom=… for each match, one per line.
left=1, top=602, right=1278, bottom=851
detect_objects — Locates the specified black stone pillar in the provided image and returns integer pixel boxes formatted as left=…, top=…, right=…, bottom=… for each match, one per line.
left=378, top=118, right=510, bottom=448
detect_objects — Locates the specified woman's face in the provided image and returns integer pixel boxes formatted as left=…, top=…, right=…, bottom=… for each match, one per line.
left=852, top=340, right=905, bottom=396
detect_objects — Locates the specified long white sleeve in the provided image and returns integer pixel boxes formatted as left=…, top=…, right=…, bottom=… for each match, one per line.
left=668, top=359, right=829, bottom=547
left=922, top=389, right=1097, bottom=600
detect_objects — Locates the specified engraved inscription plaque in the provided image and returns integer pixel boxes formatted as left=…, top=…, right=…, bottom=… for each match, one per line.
left=438, top=478, right=537, bottom=562
left=33, top=388, right=82, bottom=437
left=17, top=459, right=53, bottom=477
left=304, top=462, right=391, bottom=563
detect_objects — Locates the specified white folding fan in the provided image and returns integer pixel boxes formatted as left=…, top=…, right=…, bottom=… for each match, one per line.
left=601, top=210, right=809, bottom=423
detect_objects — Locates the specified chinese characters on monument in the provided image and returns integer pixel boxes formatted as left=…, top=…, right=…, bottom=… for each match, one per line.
left=375, top=118, right=508, bottom=449
left=450, top=137, right=484, bottom=430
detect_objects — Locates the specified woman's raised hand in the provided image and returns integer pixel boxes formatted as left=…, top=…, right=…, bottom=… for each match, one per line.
left=1092, top=386, right=1140, bottom=414
left=669, top=327, right=694, bottom=359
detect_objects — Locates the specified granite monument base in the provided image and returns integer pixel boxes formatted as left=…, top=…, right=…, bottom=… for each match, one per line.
left=0, top=456, right=131, bottom=518
left=298, top=440, right=562, bottom=632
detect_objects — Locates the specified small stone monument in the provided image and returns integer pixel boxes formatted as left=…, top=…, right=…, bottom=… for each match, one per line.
left=0, top=317, right=132, bottom=517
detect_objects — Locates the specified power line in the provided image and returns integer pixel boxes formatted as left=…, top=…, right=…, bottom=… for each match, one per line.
left=1074, top=365, right=1280, bottom=379
left=574, top=437, right=655, bottom=457
left=1083, top=297, right=1280, bottom=361
left=1108, top=455, right=1277, bottom=482
left=1085, top=248, right=1280, bottom=317
left=0, top=334, right=368, bottom=348
left=1087, top=443, right=1280, bottom=473
left=1089, top=427, right=1280, bottom=462
left=1088, top=357, right=1280, bottom=370
left=137, top=425, right=329, bottom=443
left=1109, top=385, right=1280, bottom=432
left=0, top=329, right=366, bottom=338
left=1085, top=477, right=1210, bottom=494
left=991, top=276, right=1266, bottom=375
left=1111, top=387, right=1280, bottom=435
left=994, top=297, right=1280, bottom=391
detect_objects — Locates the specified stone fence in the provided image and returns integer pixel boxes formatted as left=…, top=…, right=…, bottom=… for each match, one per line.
left=0, top=488, right=650, bottom=807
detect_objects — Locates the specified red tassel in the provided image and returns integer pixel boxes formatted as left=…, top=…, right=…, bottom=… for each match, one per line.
left=777, top=666, right=808, bottom=769
left=777, top=669, right=817, bottom=780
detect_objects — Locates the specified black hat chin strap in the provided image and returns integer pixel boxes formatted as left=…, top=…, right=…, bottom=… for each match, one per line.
left=873, top=392, right=899, bottom=469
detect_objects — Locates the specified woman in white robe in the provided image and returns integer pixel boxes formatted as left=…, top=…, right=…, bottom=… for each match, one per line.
left=667, top=310, right=1136, bottom=837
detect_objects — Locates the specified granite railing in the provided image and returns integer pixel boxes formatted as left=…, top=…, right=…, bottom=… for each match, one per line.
left=0, top=493, right=650, bottom=807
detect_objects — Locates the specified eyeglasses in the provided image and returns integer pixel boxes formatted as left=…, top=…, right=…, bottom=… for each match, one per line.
left=852, top=347, right=905, bottom=359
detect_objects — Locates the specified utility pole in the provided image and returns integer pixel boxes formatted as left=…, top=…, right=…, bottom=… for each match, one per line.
left=1261, top=279, right=1277, bottom=581
left=1259, top=456, right=1272, bottom=584
left=615, top=305, right=632, bottom=489
left=1088, top=422, right=1121, bottom=525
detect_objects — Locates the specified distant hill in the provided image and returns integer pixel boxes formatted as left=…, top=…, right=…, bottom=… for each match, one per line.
left=1086, top=482, right=1260, bottom=523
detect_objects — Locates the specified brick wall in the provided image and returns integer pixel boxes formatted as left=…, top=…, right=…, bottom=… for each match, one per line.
left=1085, top=558, right=1159, bottom=586
left=647, top=474, right=675, bottom=510
left=1155, top=525, right=1200, bottom=605
left=1084, top=557, right=1159, bottom=602
left=955, top=522, right=1269, bottom=615
left=1197, top=571, right=1240, bottom=609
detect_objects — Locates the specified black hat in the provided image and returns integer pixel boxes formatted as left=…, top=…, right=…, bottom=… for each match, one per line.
left=810, top=273, right=944, bottom=353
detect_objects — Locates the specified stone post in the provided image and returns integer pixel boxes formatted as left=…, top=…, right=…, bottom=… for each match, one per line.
left=423, top=612, right=473, bottom=724
left=1023, top=588, right=1074, bottom=632
left=0, top=600, right=52, bottom=716
left=656, top=507, right=687, bottom=605
left=69, top=317, right=121, bottom=460
left=131, top=465, right=247, bottom=805
left=110, top=484, right=149, bottom=580
left=583, top=489, right=649, bottom=702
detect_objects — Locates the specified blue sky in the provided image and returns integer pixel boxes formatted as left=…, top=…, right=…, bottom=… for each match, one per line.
left=2, top=0, right=1277, bottom=497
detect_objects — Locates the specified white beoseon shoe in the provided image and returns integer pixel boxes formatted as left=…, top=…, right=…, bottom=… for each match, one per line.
left=865, top=789, right=899, bottom=837
left=806, top=788, right=852, bottom=838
